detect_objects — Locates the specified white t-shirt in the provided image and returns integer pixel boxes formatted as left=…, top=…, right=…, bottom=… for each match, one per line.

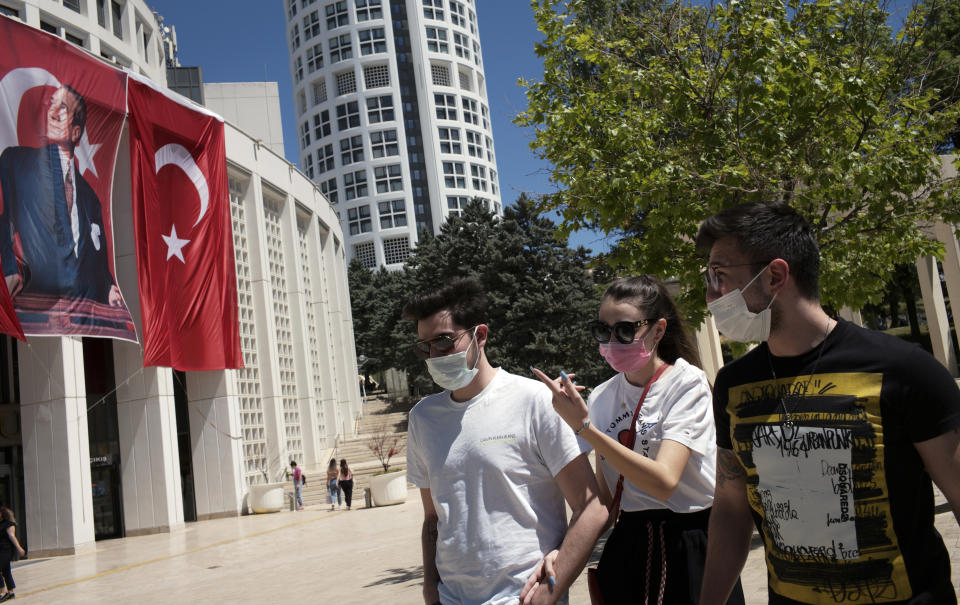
left=407, top=369, right=585, bottom=605
left=586, top=358, right=716, bottom=513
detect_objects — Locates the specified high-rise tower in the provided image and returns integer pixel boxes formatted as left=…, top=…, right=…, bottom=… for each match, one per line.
left=284, top=0, right=502, bottom=269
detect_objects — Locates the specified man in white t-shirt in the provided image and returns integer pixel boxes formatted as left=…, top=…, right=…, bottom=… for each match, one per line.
left=404, top=278, right=608, bottom=605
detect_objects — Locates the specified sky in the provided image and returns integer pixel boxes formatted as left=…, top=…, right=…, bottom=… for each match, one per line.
left=149, top=0, right=615, bottom=253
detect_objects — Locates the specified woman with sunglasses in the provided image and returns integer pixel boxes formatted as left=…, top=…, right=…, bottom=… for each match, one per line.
left=531, top=276, right=744, bottom=605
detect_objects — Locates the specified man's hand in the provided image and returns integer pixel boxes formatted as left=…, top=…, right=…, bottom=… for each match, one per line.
left=519, top=549, right=558, bottom=605
left=4, top=273, right=21, bottom=298
left=108, top=285, right=124, bottom=307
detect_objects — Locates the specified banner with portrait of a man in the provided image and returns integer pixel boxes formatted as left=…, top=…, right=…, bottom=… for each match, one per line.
left=0, top=16, right=135, bottom=340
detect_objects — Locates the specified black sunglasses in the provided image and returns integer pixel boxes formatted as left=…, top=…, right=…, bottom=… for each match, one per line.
left=588, top=319, right=655, bottom=345
left=412, top=327, right=475, bottom=360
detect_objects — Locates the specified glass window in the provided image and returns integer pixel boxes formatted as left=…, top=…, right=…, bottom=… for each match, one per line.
left=325, top=1, right=348, bottom=29
left=316, top=144, right=335, bottom=174
left=355, top=0, right=383, bottom=21
left=358, top=27, right=386, bottom=55
left=443, top=161, right=465, bottom=189
left=320, top=177, right=338, bottom=204
left=370, top=129, right=399, bottom=158
left=336, top=101, right=360, bottom=130
left=340, top=134, right=364, bottom=165
left=435, top=94, right=457, bottom=120
left=302, top=10, right=321, bottom=40
left=426, top=27, right=448, bottom=53
left=329, top=33, right=352, bottom=63
left=343, top=170, right=368, bottom=200
left=438, top=127, right=461, bottom=154
left=379, top=201, right=407, bottom=230
left=366, top=95, right=395, bottom=123
left=452, top=31, right=470, bottom=59
left=423, top=0, right=443, bottom=21
left=306, top=43, right=324, bottom=73
left=347, top=204, right=372, bottom=235
left=313, top=109, right=332, bottom=139
left=374, top=164, right=403, bottom=193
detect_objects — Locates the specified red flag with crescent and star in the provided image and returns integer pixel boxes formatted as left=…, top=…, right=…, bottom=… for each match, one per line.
left=127, top=73, right=241, bottom=370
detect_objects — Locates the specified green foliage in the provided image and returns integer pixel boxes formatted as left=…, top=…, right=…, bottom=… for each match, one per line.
left=917, top=0, right=960, bottom=149
left=518, top=0, right=960, bottom=321
left=348, top=197, right=611, bottom=396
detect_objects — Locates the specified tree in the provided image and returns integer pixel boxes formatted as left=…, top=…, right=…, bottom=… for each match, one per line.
left=349, top=196, right=612, bottom=396
left=518, top=0, right=960, bottom=319
left=917, top=0, right=960, bottom=149
left=348, top=259, right=414, bottom=376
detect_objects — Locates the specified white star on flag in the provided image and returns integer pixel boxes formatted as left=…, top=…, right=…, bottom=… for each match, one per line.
left=75, top=131, right=101, bottom=178
left=162, top=224, right=190, bottom=263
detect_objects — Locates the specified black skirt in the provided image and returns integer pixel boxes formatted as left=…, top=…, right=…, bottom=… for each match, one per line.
left=595, top=507, right=745, bottom=605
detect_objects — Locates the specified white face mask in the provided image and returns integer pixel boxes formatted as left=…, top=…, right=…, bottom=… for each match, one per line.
left=707, top=264, right=776, bottom=342
left=425, top=327, right=480, bottom=391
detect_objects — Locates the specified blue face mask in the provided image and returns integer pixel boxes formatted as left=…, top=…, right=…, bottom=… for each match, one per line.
left=425, top=327, right=479, bottom=390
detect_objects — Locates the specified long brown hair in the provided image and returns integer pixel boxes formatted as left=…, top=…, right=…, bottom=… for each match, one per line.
left=0, top=507, right=15, bottom=523
left=602, top=275, right=702, bottom=369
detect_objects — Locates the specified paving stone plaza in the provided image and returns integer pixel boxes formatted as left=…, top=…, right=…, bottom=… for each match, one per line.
left=8, top=485, right=957, bottom=603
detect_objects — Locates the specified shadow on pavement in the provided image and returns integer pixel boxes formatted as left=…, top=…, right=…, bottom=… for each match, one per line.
left=365, top=565, right=424, bottom=588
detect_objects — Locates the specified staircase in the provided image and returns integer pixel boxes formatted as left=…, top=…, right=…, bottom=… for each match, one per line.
left=297, top=395, right=411, bottom=508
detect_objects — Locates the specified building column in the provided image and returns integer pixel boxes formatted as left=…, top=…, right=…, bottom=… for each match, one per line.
left=185, top=371, right=245, bottom=519
left=934, top=222, right=960, bottom=366
left=109, top=136, right=184, bottom=535
left=695, top=315, right=724, bottom=385
left=314, top=224, right=342, bottom=447
left=916, top=255, right=958, bottom=376
left=283, top=206, right=322, bottom=466
left=20, top=337, right=95, bottom=557
left=113, top=342, right=184, bottom=536
left=245, top=176, right=286, bottom=480
left=838, top=306, right=864, bottom=327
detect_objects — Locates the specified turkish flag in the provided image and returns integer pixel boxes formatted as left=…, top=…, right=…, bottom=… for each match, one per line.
left=127, top=74, right=241, bottom=370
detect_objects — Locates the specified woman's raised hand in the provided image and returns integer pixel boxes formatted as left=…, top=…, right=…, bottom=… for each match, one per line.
left=530, top=367, right=589, bottom=433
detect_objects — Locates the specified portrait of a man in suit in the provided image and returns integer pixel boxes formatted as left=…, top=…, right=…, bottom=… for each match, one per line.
left=0, top=84, right=123, bottom=307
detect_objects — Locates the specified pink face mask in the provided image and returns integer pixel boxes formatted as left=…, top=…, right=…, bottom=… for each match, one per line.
left=599, top=338, right=654, bottom=373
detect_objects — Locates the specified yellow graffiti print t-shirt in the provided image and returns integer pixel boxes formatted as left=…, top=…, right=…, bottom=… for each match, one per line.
left=714, top=320, right=960, bottom=604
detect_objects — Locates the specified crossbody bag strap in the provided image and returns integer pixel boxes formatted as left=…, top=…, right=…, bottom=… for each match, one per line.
left=610, top=362, right=671, bottom=522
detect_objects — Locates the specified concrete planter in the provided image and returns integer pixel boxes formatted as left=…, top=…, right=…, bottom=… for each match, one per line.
left=249, top=483, right=286, bottom=513
left=369, top=470, right=407, bottom=506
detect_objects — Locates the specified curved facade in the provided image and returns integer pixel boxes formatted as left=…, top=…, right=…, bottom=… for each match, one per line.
left=0, top=0, right=167, bottom=83
left=285, top=0, right=502, bottom=269
left=0, top=0, right=362, bottom=556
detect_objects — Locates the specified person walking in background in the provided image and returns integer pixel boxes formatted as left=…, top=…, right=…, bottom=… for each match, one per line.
left=532, top=276, right=744, bottom=605
left=290, top=460, right=304, bottom=511
left=339, top=459, right=354, bottom=511
left=326, top=458, right=341, bottom=511
left=0, top=506, right=25, bottom=602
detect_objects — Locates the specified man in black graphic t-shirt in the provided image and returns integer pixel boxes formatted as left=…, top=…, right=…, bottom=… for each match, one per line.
left=695, top=203, right=960, bottom=605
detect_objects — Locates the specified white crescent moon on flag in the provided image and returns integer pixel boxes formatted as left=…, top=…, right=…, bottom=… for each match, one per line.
left=0, top=67, right=101, bottom=177
left=0, top=67, right=60, bottom=157
left=154, top=143, right=209, bottom=227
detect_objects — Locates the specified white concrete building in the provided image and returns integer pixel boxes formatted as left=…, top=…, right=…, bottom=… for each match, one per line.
left=284, top=0, right=503, bottom=269
left=204, top=82, right=286, bottom=157
left=0, top=0, right=362, bottom=556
